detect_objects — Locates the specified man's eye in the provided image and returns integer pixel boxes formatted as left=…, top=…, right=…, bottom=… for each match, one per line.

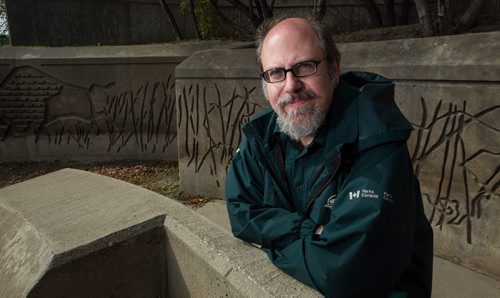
left=294, top=62, right=315, bottom=75
left=268, top=69, right=284, bottom=78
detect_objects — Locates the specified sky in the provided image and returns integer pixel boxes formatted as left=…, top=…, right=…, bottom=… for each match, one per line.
left=0, top=14, right=7, bottom=35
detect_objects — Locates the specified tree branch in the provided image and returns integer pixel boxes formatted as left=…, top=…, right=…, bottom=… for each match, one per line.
left=158, top=0, right=183, bottom=40
left=314, top=0, right=327, bottom=21
left=454, top=0, right=485, bottom=33
left=361, top=0, right=383, bottom=28
left=224, top=0, right=260, bottom=27
left=413, top=0, right=435, bottom=36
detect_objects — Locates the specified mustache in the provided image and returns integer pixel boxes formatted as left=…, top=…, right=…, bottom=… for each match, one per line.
left=278, top=90, right=317, bottom=107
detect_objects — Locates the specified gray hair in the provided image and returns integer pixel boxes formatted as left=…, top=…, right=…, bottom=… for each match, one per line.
left=255, top=15, right=341, bottom=73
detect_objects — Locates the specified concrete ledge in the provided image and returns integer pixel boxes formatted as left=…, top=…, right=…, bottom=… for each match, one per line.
left=0, top=42, right=223, bottom=61
left=338, top=31, right=500, bottom=82
left=175, top=48, right=260, bottom=79
left=0, top=169, right=319, bottom=296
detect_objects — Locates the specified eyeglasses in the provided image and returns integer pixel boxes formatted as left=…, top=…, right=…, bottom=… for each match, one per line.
left=261, top=57, right=327, bottom=83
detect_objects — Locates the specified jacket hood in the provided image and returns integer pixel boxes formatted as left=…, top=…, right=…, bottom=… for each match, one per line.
left=343, top=71, right=413, bottom=151
left=243, top=71, right=413, bottom=153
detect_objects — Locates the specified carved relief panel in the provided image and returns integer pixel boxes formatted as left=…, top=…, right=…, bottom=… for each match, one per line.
left=0, top=64, right=178, bottom=161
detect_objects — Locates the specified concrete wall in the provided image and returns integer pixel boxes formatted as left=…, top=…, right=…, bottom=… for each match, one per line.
left=0, top=42, right=218, bottom=162
left=175, top=31, right=500, bottom=279
left=340, top=32, right=500, bottom=277
left=0, top=169, right=319, bottom=297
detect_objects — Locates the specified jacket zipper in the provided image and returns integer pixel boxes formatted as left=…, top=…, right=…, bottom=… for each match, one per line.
left=304, top=149, right=342, bottom=216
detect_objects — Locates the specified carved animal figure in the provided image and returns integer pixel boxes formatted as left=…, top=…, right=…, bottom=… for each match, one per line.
left=0, top=65, right=114, bottom=140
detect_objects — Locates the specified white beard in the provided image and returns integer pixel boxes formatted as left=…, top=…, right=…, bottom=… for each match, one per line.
left=275, top=91, right=327, bottom=141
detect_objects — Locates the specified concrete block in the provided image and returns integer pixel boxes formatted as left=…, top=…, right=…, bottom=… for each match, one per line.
left=0, top=169, right=319, bottom=296
left=0, top=169, right=169, bottom=296
left=338, top=31, right=500, bottom=82
left=176, top=48, right=267, bottom=198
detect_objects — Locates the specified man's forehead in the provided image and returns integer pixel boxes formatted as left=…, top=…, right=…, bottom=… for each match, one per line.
left=265, top=18, right=315, bottom=41
left=261, top=18, right=323, bottom=67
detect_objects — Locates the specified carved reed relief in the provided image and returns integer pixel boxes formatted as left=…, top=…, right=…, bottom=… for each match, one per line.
left=178, top=81, right=499, bottom=244
left=0, top=66, right=176, bottom=153
left=178, top=82, right=262, bottom=187
left=411, top=98, right=500, bottom=244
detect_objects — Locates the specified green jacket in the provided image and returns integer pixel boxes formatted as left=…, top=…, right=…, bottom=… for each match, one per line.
left=226, top=72, right=433, bottom=298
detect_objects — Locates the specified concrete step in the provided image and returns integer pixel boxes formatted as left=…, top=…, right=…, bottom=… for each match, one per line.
left=196, top=200, right=500, bottom=298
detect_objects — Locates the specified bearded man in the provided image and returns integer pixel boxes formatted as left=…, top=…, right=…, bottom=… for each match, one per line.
left=225, top=15, right=433, bottom=298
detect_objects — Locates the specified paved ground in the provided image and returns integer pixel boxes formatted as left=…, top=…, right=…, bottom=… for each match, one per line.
left=196, top=199, right=500, bottom=298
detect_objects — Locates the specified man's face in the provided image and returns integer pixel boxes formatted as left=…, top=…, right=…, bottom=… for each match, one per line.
left=260, top=18, right=339, bottom=142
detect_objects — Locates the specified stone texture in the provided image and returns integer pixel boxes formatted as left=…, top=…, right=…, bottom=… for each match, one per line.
left=0, top=169, right=169, bottom=296
left=0, top=169, right=319, bottom=296
left=338, top=31, right=500, bottom=82
left=176, top=48, right=266, bottom=198
left=0, top=43, right=218, bottom=162
left=175, top=32, right=500, bottom=279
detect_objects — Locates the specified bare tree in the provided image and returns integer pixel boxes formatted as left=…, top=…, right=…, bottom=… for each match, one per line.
left=188, top=0, right=203, bottom=39
left=159, top=0, right=183, bottom=40
left=413, top=0, right=435, bottom=36
left=436, top=0, right=453, bottom=34
left=399, top=0, right=411, bottom=25
left=313, top=0, right=327, bottom=21
left=414, top=0, right=486, bottom=36
left=223, top=0, right=274, bottom=28
left=361, top=0, right=383, bottom=28
left=383, top=0, right=396, bottom=27
left=454, top=0, right=486, bottom=32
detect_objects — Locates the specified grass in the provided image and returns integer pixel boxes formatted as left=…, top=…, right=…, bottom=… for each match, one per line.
left=0, top=161, right=215, bottom=208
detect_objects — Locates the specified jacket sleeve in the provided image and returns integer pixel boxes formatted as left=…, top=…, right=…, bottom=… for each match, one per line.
left=226, top=137, right=317, bottom=251
left=268, top=142, right=423, bottom=297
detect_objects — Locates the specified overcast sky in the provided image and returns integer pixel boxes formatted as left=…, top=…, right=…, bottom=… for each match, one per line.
left=0, top=14, right=7, bottom=35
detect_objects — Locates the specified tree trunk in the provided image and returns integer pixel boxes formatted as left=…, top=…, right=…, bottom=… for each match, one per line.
left=361, top=0, right=383, bottom=28
left=256, top=0, right=273, bottom=20
left=384, top=0, right=396, bottom=27
left=413, top=0, right=435, bottom=36
left=455, top=0, right=485, bottom=32
left=399, top=0, right=411, bottom=25
left=436, top=0, right=453, bottom=34
left=158, top=0, right=183, bottom=41
left=313, top=0, right=327, bottom=21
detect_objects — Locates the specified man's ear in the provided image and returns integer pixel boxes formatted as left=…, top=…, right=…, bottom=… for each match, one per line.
left=332, top=58, right=340, bottom=85
left=328, top=58, right=340, bottom=83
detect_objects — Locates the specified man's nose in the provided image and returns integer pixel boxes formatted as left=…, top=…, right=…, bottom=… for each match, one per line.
left=283, top=72, right=303, bottom=93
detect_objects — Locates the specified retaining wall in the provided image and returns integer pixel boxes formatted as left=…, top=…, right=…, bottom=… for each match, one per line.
left=175, top=31, right=500, bottom=279
left=0, top=42, right=218, bottom=161
left=0, top=169, right=319, bottom=296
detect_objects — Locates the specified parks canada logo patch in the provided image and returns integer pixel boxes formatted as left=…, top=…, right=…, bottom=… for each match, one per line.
left=348, top=189, right=394, bottom=203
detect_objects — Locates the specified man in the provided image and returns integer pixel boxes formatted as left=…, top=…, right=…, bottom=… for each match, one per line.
left=226, top=15, right=433, bottom=298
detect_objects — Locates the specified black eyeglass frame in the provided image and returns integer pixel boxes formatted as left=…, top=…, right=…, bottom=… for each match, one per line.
left=260, top=57, right=328, bottom=83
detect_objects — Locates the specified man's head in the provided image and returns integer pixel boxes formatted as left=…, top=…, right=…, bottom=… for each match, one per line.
left=256, top=16, right=340, bottom=143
